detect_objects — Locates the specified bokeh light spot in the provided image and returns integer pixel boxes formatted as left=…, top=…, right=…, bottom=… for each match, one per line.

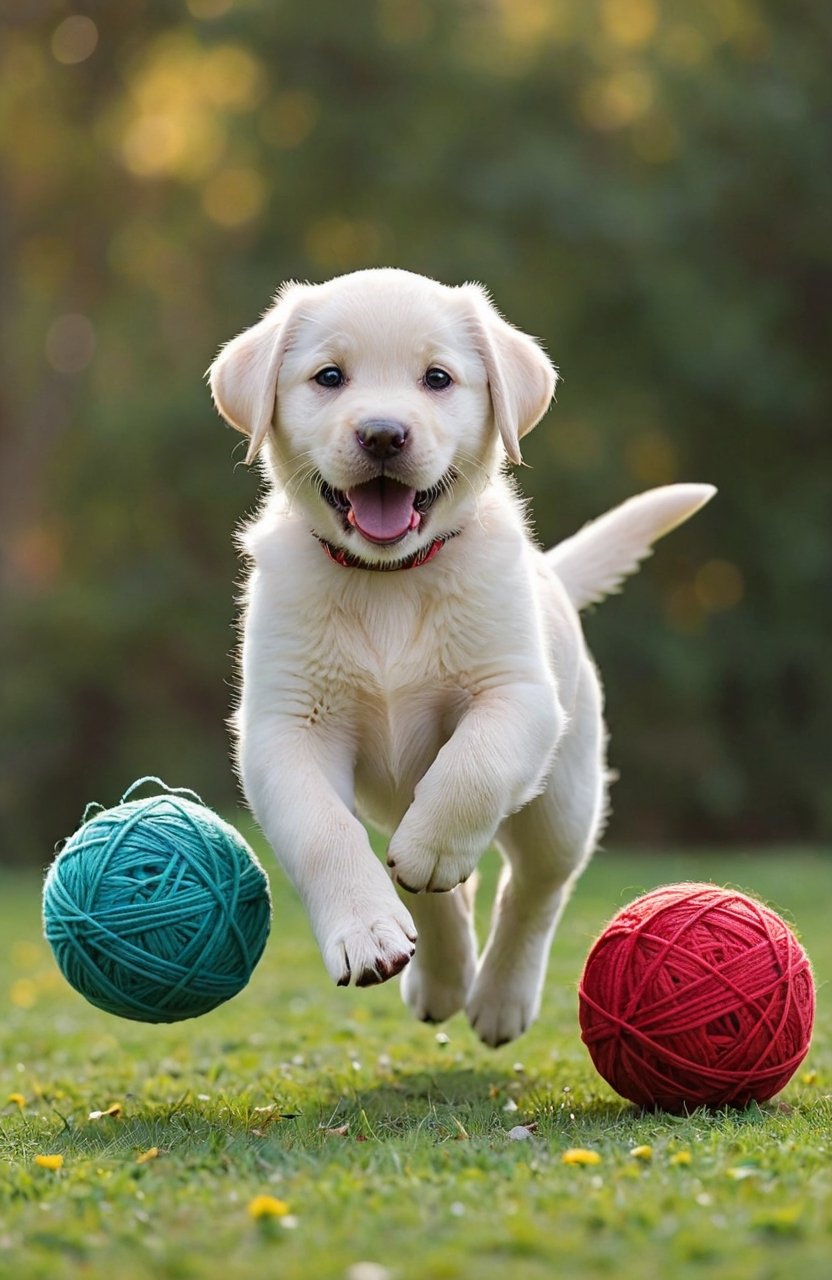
left=580, top=69, right=654, bottom=131
left=113, top=35, right=262, bottom=182
left=121, top=114, right=186, bottom=177
left=45, top=314, right=96, bottom=374
left=10, top=979, right=38, bottom=1010
left=695, top=559, right=744, bottom=612
left=497, top=0, right=563, bottom=46
left=120, top=110, right=225, bottom=181
left=202, top=168, right=267, bottom=228
left=51, top=16, right=99, bottom=66
left=601, top=0, right=658, bottom=49
left=199, top=45, right=265, bottom=111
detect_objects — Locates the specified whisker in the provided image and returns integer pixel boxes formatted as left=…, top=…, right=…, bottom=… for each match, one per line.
left=280, top=453, right=320, bottom=511
left=454, top=448, right=493, bottom=485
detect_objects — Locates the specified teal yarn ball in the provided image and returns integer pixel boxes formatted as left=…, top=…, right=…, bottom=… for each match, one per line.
left=43, top=779, right=271, bottom=1023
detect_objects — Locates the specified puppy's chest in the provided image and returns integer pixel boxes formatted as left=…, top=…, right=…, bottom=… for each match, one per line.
left=303, top=586, right=475, bottom=811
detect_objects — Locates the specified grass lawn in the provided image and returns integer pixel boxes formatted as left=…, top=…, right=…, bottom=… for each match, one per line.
left=1, top=833, right=829, bottom=1280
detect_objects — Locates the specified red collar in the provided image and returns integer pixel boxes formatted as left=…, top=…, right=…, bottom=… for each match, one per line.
left=317, top=532, right=456, bottom=572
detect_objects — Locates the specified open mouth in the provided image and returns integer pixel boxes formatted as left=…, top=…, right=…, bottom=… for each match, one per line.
left=317, top=472, right=455, bottom=545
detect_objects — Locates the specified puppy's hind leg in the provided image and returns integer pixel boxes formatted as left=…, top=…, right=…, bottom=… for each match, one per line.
left=400, top=880, right=478, bottom=1025
left=466, top=669, right=607, bottom=1048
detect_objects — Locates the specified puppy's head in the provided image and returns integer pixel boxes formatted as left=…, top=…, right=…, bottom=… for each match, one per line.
left=210, top=269, right=557, bottom=563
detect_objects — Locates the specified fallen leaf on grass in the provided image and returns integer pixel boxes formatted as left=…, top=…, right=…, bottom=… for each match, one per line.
left=89, top=1103, right=123, bottom=1120
left=34, top=1154, right=63, bottom=1171
left=135, top=1147, right=160, bottom=1165
left=321, top=1123, right=350, bottom=1137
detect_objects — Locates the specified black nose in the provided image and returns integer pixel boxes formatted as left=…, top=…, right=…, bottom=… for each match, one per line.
left=356, top=419, right=409, bottom=460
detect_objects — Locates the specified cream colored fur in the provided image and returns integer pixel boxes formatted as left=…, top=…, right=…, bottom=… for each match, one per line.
left=210, top=267, right=714, bottom=1047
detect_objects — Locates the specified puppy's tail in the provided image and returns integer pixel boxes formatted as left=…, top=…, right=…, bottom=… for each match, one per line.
left=547, top=483, right=716, bottom=611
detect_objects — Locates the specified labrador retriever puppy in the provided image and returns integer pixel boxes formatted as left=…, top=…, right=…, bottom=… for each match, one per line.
left=210, top=268, right=714, bottom=1047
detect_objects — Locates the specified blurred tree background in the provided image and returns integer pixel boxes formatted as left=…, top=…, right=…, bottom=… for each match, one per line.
left=1, top=0, right=830, bottom=864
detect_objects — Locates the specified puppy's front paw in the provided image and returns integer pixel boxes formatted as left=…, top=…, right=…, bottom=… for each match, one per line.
left=322, top=905, right=417, bottom=989
left=465, top=965, right=543, bottom=1049
left=387, top=827, right=481, bottom=895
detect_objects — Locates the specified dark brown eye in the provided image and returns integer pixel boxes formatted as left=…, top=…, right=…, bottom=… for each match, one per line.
left=314, top=366, right=344, bottom=388
left=424, top=367, right=452, bottom=391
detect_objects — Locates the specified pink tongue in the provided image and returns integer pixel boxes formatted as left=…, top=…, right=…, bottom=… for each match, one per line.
left=346, top=477, right=418, bottom=543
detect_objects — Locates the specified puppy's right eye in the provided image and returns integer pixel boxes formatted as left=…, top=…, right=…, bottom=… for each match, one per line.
left=314, top=366, right=345, bottom=388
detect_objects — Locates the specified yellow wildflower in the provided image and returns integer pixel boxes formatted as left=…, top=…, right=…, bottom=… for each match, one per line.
left=7, top=1093, right=25, bottom=1109
left=34, top=1154, right=64, bottom=1171
left=248, top=1194, right=290, bottom=1220
left=630, top=1145, right=653, bottom=1161
left=561, top=1148, right=602, bottom=1165
left=801, top=1070, right=817, bottom=1085
left=669, top=1150, right=692, bottom=1166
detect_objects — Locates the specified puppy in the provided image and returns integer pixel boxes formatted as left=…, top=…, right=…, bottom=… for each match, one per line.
left=210, top=268, right=714, bottom=1047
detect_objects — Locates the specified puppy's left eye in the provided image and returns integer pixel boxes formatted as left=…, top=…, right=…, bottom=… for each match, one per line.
left=314, top=365, right=345, bottom=388
left=424, top=367, right=452, bottom=391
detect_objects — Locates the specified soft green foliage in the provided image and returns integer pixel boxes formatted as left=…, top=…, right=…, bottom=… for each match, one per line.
left=1, top=1, right=830, bottom=858
left=1, top=841, right=830, bottom=1278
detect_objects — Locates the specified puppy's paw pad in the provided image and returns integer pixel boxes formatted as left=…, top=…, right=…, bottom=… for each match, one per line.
left=325, top=912, right=417, bottom=989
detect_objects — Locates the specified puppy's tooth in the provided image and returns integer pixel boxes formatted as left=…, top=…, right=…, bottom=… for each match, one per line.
left=409, top=509, right=422, bottom=530
left=347, top=509, right=356, bottom=526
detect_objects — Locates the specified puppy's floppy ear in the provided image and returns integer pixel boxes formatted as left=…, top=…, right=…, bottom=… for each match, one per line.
left=208, top=282, right=304, bottom=463
left=464, top=284, right=558, bottom=465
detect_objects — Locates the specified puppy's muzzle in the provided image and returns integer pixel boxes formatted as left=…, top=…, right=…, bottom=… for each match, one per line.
left=356, top=418, right=409, bottom=460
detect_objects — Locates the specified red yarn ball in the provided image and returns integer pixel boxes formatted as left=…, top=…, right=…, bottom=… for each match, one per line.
left=578, top=883, right=814, bottom=1112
